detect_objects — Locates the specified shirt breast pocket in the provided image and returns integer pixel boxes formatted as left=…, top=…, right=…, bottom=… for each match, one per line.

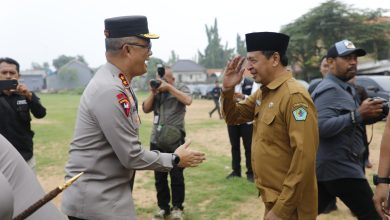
left=261, top=111, right=276, bottom=126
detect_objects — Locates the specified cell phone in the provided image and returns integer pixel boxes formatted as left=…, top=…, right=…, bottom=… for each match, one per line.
left=0, top=79, right=18, bottom=91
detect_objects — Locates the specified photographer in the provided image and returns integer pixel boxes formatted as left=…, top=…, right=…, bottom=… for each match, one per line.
left=142, top=66, right=192, bottom=220
left=0, top=57, right=46, bottom=171
left=312, top=40, right=385, bottom=219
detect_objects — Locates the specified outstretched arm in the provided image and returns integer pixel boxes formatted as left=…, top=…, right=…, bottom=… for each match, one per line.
left=373, top=112, right=390, bottom=219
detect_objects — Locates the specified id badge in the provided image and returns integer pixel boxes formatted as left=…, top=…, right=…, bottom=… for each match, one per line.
left=153, top=115, right=159, bottom=125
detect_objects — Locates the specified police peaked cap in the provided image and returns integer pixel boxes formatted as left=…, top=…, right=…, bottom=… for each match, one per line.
left=245, top=32, right=290, bottom=55
left=104, top=15, right=159, bottom=39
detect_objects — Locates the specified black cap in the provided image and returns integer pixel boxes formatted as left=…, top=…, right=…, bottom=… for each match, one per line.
left=245, top=32, right=290, bottom=55
left=104, top=15, right=159, bottom=39
left=327, top=40, right=366, bottom=58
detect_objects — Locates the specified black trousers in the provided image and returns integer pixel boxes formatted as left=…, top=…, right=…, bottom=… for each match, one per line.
left=318, top=178, right=380, bottom=220
left=154, top=166, right=185, bottom=212
left=209, top=99, right=221, bottom=118
left=151, top=143, right=185, bottom=212
left=227, top=124, right=253, bottom=176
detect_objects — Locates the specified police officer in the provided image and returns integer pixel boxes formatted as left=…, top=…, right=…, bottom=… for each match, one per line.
left=0, top=134, right=67, bottom=220
left=221, top=32, right=319, bottom=220
left=0, top=57, right=46, bottom=170
left=61, top=16, right=205, bottom=220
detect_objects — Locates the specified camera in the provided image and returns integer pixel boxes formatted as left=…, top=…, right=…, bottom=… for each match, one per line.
left=371, top=97, right=389, bottom=116
left=150, top=79, right=162, bottom=89
left=157, top=64, right=165, bottom=78
left=150, top=64, right=165, bottom=89
left=0, top=79, right=18, bottom=91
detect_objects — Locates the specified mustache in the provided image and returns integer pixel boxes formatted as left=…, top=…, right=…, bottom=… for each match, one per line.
left=347, top=66, right=357, bottom=72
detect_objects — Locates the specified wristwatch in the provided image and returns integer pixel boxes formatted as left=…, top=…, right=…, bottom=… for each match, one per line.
left=373, top=175, right=390, bottom=185
left=172, top=154, right=180, bottom=167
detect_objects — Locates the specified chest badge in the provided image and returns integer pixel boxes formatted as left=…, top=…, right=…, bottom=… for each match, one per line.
left=292, top=107, right=308, bottom=121
left=118, top=73, right=129, bottom=87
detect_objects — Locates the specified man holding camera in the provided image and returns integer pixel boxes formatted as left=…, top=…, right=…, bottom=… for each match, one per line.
left=143, top=66, right=192, bottom=220
left=0, top=57, right=46, bottom=171
left=312, top=40, right=386, bottom=219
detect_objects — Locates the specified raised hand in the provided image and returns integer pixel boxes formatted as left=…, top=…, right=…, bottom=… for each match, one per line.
left=222, top=56, right=246, bottom=90
left=174, top=139, right=206, bottom=168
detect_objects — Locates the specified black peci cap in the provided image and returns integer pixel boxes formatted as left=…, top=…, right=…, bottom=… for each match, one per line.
left=245, top=32, right=290, bottom=55
left=327, top=40, right=366, bottom=58
left=104, top=15, right=159, bottom=39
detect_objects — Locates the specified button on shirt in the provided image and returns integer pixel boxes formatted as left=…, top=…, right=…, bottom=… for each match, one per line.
left=311, top=74, right=366, bottom=181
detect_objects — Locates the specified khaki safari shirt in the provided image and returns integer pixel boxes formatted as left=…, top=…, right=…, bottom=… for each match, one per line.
left=221, top=71, right=319, bottom=220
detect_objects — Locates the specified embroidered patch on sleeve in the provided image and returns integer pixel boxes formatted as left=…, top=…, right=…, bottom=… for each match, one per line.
left=116, top=93, right=130, bottom=117
left=292, top=107, right=308, bottom=121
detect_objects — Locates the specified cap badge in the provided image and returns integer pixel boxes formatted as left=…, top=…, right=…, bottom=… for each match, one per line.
left=344, top=40, right=356, bottom=49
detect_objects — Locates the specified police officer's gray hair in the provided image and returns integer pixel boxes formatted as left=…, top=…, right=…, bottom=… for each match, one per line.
left=105, top=36, right=140, bottom=53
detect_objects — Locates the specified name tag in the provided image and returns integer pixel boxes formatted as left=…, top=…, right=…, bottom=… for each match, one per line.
left=153, top=115, right=159, bottom=125
left=17, top=100, right=27, bottom=105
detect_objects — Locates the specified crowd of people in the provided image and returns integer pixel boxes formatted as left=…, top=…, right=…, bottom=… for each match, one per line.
left=0, top=15, right=389, bottom=220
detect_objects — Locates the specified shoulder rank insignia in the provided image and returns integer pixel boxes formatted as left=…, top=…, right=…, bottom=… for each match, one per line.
left=292, top=107, right=307, bottom=121
left=118, top=73, right=129, bottom=87
left=116, top=93, right=130, bottom=117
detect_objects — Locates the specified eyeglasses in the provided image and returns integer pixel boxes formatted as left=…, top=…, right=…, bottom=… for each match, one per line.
left=123, top=42, right=152, bottom=52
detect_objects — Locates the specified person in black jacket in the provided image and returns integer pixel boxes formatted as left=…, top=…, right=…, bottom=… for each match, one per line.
left=209, top=80, right=222, bottom=119
left=0, top=57, right=46, bottom=171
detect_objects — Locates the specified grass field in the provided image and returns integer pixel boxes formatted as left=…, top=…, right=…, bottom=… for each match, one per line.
left=31, top=92, right=386, bottom=219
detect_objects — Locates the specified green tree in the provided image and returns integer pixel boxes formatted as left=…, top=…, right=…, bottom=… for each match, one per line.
left=167, top=50, right=179, bottom=66
left=281, top=0, right=390, bottom=80
left=236, top=34, right=247, bottom=57
left=198, top=18, right=234, bottom=68
left=52, top=55, right=88, bottom=70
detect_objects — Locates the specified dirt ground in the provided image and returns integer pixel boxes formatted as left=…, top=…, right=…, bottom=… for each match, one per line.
left=37, top=99, right=387, bottom=219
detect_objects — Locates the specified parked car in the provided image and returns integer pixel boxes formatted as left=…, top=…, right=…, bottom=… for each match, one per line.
left=187, top=84, right=214, bottom=99
left=355, top=75, right=390, bottom=101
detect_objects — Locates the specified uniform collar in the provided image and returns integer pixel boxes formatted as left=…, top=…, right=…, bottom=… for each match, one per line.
left=105, top=62, right=131, bottom=89
left=263, top=70, right=292, bottom=90
left=326, top=73, right=351, bottom=91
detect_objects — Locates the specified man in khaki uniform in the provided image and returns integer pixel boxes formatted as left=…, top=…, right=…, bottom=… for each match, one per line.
left=221, top=32, right=319, bottom=220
